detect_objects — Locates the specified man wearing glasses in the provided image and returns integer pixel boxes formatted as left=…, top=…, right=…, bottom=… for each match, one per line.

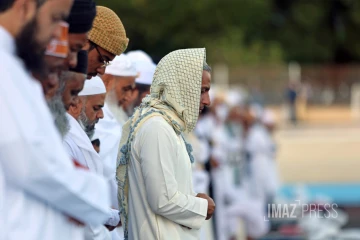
left=85, top=6, right=129, bottom=79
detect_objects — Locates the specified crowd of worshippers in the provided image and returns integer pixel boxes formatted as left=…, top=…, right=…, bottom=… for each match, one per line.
left=0, top=0, right=279, bottom=240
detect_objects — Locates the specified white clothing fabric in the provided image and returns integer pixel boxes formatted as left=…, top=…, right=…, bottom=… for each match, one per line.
left=245, top=124, right=278, bottom=202
left=127, top=50, right=156, bottom=86
left=79, top=76, right=106, bottom=96
left=0, top=163, right=4, bottom=240
left=64, top=113, right=104, bottom=175
left=63, top=113, right=119, bottom=240
left=96, top=103, right=124, bottom=240
left=0, top=26, right=111, bottom=240
left=105, top=54, right=138, bottom=77
left=96, top=104, right=122, bottom=178
left=127, top=117, right=208, bottom=240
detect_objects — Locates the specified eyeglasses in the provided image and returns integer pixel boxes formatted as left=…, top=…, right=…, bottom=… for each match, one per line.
left=95, top=45, right=111, bottom=68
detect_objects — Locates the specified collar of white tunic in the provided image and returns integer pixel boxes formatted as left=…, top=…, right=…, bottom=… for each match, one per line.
left=0, top=26, right=16, bottom=55
left=65, top=112, right=99, bottom=154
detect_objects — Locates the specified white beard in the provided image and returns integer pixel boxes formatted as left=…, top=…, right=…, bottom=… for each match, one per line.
left=106, top=89, right=129, bottom=125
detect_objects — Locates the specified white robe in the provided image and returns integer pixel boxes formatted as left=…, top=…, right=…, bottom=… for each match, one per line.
left=128, top=116, right=208, bottom=240
left=63, top=113, right=120, bottom=240
left=95, top=103, right=124, bottom=240
left=0, top=164, right=4, bottom=240
left=245, top=124, right=279, bottom=202
left=0, top=26, right=111, bottom=240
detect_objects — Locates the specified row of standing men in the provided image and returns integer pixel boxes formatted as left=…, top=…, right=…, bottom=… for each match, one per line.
left=0, top=0, right=278, bottom=239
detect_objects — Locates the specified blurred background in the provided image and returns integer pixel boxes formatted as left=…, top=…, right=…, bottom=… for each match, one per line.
left=99, top=0, right=360, bottom=239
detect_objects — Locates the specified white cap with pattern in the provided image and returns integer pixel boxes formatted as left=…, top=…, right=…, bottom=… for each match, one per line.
left=105, top=54, right=138, bottom=77
left=79, top=76, right=106, bottom=96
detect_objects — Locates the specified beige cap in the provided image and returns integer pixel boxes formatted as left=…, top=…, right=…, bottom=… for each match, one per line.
left=88, top=6, right=129, bottom=56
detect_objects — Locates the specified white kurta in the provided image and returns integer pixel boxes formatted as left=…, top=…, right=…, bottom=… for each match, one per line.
left=128, top=116, right=208, bottom=240
left=0, top=26, right=111, bottom=240
left=95, top=103, right=124, bottom=240
left=0, top=163, right=4, bottom=240
left=245, top=124, right=279, bottom=202
left=63, top=113, right=120, bottom=240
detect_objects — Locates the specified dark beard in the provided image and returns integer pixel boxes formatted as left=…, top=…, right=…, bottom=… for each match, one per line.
left=15, top=17, right=47, bottom=77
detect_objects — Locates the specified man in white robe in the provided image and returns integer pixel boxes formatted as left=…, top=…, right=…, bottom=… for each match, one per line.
left=0, top=1, right=112, bottom=240
left=124, top=50, right=156, bottom=116
left=117, top=48, right=215, bottom=240
left=64, top=77, right=121, bottom=240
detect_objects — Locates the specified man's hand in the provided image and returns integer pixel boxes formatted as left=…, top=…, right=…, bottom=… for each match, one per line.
left=196, top=193, right=215, bottom=220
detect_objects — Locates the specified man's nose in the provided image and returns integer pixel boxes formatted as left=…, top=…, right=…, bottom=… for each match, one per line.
left=97, top=109, right=104, bottom=119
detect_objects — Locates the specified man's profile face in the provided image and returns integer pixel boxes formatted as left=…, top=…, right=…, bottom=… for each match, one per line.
left=66, top=33, right=88, bottom=68
left=83, top=93, right=106, bottom=130
left=62, top=72, right=86, bottom=110
left=36, top=0, right=73, bottom=52
left=87, top=45, right=116, bottom=79
left=199, top=70, right=211, bottom=113
left=114, top=76, right=136, bottom=107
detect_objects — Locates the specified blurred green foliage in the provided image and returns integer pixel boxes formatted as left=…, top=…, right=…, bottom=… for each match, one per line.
left=97, top=0, right=360, bottom=65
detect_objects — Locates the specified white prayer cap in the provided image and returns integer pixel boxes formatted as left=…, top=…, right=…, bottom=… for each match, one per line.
left=127, top=50, right=156, bottom=86
left=78, top=76, right=106, bottom=96
left=105, top=54, right=138, bottom=77
left=262, top=109, right=276, bottom=125
left=127, top=50, right=153, bottom=64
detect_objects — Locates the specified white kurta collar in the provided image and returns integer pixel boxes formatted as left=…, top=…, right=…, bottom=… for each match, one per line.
left=66, top=113, right=95, bottom=152
left=66, top=113, right=104, bottom=174
left=0, top=26, right=16, bottom=55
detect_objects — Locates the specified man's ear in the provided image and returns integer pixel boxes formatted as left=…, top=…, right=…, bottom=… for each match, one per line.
left=82, top=40, right=91, bottom=51
left=68, top=97, right=82, bottom=117
left=16, top=0, right=37, bottom=23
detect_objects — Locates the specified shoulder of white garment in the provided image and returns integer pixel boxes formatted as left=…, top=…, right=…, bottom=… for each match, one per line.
left=0, top=34, right=111, bottom=227
left=135, top=116, right=178, bottom=148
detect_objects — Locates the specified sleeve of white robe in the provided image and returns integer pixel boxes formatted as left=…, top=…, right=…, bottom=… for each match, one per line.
left=0, top=93, right=111, bottom=226
left=139, top=119, right=208, bottom=229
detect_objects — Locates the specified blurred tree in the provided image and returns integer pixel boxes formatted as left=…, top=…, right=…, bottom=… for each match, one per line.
left=97, top=0, right=360, bottom=64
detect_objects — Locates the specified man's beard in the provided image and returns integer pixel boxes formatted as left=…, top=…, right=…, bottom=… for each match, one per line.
left=47, top=75, right=69, bottom=138
left=15, top=17, right=46, bottom=77
left=77, top=109, right=97, bottom=140
left=106, top=89, right=129, bottom=124
left=47, top=94, right=70, bottom=138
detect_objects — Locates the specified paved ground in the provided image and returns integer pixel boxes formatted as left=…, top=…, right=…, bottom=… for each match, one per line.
left=275, top=122, right=360, bottom=184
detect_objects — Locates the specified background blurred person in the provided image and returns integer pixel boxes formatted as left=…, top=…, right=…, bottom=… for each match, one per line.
left=124, top=50, right=156, bottom=115
left=97, top=54, right=138, bottom=240
left=85, top=6, right=128, bottom=79
left=64, top=77, right=120, bottom=240
left=117, top=48, right=214, bottom=240
left=97, top=53, right=137, bottom=178
left=101, top=54, right=137, bottom=124
left=0, top=1, right=113, bottom=240
left=286, top=82, right=298, bottom=125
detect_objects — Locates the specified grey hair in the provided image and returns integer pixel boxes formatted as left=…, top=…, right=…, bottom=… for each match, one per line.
left=203, top=62, right=212, bottom=73
left=47, top=94, right=70, bottom=138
